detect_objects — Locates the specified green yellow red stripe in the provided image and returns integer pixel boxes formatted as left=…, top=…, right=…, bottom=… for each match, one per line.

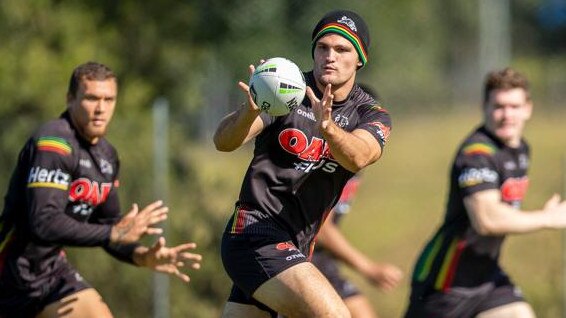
left=37, top=137, right=72, bottom=156
left=414, top=233, right=444, bottom=282
left=434, top=238, right=467, bottom=291
left=230, top=206, right=245, bottom=234
left=313, top=23, right=368, bottom=66
left=463, top=143, right=496, bottom=156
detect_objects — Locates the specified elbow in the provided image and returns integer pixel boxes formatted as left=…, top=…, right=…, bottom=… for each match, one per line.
left=471, top=220, right=502, bottom=236
left=349, top=154, right=379, bottom=172
left=29, top=221, right=58, bottom=244
left=213, top=133, right=234, bottom=152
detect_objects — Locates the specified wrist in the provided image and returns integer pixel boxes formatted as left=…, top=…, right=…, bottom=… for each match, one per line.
left=132, top=246, right=149, bottom=267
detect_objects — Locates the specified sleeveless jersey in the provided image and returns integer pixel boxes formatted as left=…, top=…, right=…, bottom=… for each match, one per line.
left=0, top=111, right=128, bottom=287
left=411, top=126, right=530, bottom=292
left=227, top=72, right=392, bottom=256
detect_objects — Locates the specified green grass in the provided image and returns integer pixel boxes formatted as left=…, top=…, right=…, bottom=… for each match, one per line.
left=199, top=108, right=566, bottom=317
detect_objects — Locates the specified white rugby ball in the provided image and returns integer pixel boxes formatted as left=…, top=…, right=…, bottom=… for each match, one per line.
left=249, top=57, right=306, bottom=116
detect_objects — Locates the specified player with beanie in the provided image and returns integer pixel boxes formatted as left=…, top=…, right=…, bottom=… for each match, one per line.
left=215, top=9, right=391, bottom=318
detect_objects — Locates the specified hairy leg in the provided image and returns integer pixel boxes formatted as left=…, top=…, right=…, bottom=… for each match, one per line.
left=253, top=262, right=350, bottom=318
left=222, top=302, right=274, bottom=318
left=344, top=294, right=377, bottom=318
left=476, top=302, right=536, bottom=318
left=36, top=288, right=113, bottom=318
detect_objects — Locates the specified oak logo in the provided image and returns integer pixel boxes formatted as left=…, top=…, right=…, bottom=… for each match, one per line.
left=69, top=178, right=112, bottom=206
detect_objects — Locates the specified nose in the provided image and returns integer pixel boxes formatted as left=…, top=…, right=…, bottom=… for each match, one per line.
left=325, top=48, right=337, bottom=62
left=95, top=98, right=106, bottom=113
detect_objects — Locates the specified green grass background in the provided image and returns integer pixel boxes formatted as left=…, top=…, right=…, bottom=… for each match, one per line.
left=199, top=108, right=566, bottom=317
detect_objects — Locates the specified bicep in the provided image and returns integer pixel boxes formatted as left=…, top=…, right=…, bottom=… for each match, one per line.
left=463, top=189, right=503, bottom=234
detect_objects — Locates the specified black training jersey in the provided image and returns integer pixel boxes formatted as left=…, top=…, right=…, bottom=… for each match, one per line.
left=411, top=126, right=530, bottom=292
left=0, top=111, right=124, bottom=280
left=226, top=71, right=391, bottom=256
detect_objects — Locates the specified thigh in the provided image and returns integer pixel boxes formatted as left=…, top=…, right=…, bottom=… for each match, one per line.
left=253, top=262, right=350, bottom=318
left=37, top=288, right=113, bottom=318
left=221, top=232, right=307, bottom=297
left=222, top=301, right=275, bottom=318
left=476, top=302, right=535, bottom=318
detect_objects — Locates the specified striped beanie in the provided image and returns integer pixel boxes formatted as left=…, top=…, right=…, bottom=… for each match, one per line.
left=311, top=10, right=370, bottom=68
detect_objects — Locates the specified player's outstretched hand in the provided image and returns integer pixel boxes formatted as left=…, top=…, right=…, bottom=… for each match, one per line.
left=136, top=237, right=202, bottom=283
left=306, top=84, right=334, bottom=130
left=543, top=194, right=566, bottom=229
left=237, top=61, right=265, bottom=113
left=361, top=262, right=404, bottom=292
left=110, top=200, right=169, bottom=245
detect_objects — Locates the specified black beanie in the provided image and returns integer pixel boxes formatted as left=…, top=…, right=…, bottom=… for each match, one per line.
left=311, top=10, right=370, bottom=68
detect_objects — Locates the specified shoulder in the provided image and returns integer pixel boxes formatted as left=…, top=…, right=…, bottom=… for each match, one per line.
left=459, top=128, right=499, bottom=158
left=30, top=117, right=76, bottom=156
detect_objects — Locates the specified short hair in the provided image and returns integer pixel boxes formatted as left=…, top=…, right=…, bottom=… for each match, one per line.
left=483, top=67, right=530, bottom=104
left=67, top=62, right=116, bottom=98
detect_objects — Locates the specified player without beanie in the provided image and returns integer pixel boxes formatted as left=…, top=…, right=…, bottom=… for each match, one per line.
left=311, top=10, right=370, bottom=68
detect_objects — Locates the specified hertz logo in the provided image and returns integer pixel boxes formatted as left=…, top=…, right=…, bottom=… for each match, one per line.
left=27, top=166, right=71, bottom=190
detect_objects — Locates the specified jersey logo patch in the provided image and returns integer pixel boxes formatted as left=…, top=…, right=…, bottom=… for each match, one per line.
left=37, top=136, right=72, bottom=156
left=501, top=177, right=529, bottom=204
left=69, top=178, right=112, bottom=206
left=27, top=166, right=71, bottom=190
left=458, top=167, right=498, bottom=187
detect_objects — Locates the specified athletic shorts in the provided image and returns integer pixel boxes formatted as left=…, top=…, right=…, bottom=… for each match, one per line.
left=310, top=250, right=360, bottom=299
left=221, top=227, right=308, bottom=310
left=0, top=254, right=91, bottom=318
left=404, top=274, right=525, bottom=318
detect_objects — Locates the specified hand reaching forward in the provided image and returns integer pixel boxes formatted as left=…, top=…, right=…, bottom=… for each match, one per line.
left=134, top=237, right=202, bottom=283
left=237, top=61, right=265, bottom=113
left=361, top=262, right=404, bottom=292
left=110, top=200, right=169, bottom=245
left=306, top=83, right=334, bottom=130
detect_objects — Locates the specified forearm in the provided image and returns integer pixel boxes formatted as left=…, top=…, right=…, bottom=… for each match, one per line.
left=30, top=211, right=112, bottom=246
left=322, top=123, right=380, bottom=172
left=465, top=192, right=554, bottom=235
left=474, top=204, right=551, bottom=235
left=213, top=106, right=263, bottom=152
left=105, top=242, right=141, bottom=265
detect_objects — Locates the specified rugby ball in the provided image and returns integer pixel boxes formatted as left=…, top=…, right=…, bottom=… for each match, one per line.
left=249, top=57, right=306, bottom=116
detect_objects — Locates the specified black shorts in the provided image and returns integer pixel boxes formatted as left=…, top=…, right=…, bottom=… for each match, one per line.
left=404, top=274, right=525, bottom=318
left=221, top=229, right=308, bottom=304
left=311, top=250, right=360, bottom=299
left=0, top=255, right=91, bottom=318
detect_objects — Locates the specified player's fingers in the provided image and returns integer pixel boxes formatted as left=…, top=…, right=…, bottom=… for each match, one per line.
left=145, top=227, right=164, bottom=236
left=180, top=252, right=203, bottom=262
left=139, top=200, right=165, bottom=215
left=176, top=272, right=190, bottom=283
left=238, top=81, right=250, bottom=93
left=305, top=86, right=319, bottom=104
left=174, top=242, right=197, bottom=252
left=147, top=211, right=168, bottom=225
left=124, top=203, right=139, bottom=218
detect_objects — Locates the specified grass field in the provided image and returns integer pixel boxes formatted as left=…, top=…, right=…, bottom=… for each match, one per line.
left=198, top=108, right=566, bottom=317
